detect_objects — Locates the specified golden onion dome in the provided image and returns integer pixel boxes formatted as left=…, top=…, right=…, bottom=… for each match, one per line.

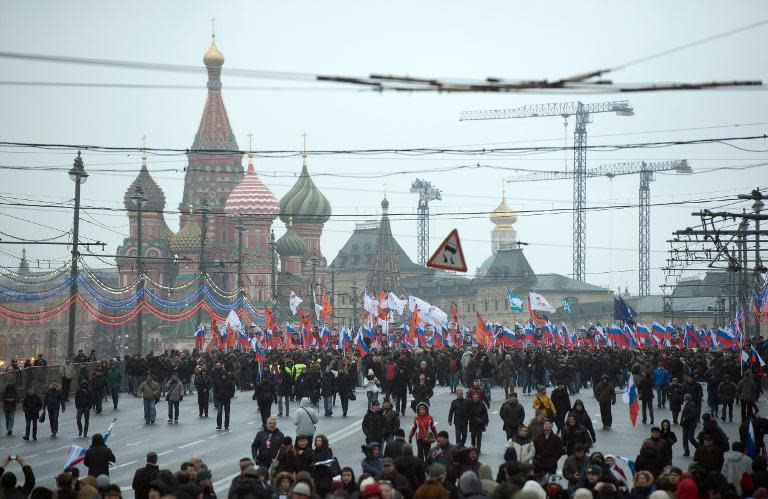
left=203, top=35, right=225, bottom=65
left=490, top=195, right=517, bottom=227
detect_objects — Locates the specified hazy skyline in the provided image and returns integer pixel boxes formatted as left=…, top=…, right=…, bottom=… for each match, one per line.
left=2, top=1, right=767, bottom=295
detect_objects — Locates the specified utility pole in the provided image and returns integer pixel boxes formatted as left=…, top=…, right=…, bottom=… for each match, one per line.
left=753, top=194, right=764, bottom=337
left=351, top=278, right=358, bottom=331
left=309, top=256, right=318, bottom=325
left=67, top=151, right=88, bottom=359
left=130, top=179, right=146, bottom=355
left=195, top=196, right=209, bottom=326
left=235, top=216, right=245, bottom=301
left=269, top=230, right=277, bottom=303
left=329, top=263, right=336, bottom=314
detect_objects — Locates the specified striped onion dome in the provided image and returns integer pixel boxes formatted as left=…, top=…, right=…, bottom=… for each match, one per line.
left=224, top=156, right=279, bottom=220
left=276, top=218, right=307, bottom=257
left=278, top=161, right=331, bottom=225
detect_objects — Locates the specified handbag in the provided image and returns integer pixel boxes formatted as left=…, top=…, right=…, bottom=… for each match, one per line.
left=349, top=392, right=356, bottom=401
left=328, top=457, right=342, bottom=477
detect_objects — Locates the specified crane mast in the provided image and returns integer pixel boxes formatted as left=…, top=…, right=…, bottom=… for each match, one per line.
left=507, top=159, right=692, bottom=296
left=461, top=100, right=634, bottom=282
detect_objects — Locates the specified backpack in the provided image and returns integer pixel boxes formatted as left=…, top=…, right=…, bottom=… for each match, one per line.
left=385, top=362, right=397, bottom=382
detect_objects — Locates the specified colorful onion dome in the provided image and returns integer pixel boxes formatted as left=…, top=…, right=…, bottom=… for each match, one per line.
left=123, top=154, right=166, bottom=212
left=490, top=193, right=517, bottom=228
left=276, top=218, right=307, bottom=258
left=224, top=156, right=279, bottom=220
left=171, top=209, right=203, bottom=254
left=203, top=35, right=225, bottom=66
left=278, top=155, right=331, bottom=225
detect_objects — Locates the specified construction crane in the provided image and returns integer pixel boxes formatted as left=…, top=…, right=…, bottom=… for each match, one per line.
left=507, top=160, right=692, bottom=296
left=461, top=100, right=634, bottom=282
left=410, top=179, right=442, bottom=266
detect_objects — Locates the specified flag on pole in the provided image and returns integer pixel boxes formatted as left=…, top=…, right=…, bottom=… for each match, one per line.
left=289, top=290, right=303, bottom=315
left=622, top=374, right=639, bottom=427
left=194, top=323, right=205, bottom=351
left=507, top=290, right=524, bottom=312
left=746, top=419, right=758, bottom=458
left=529, top=292, right=556, bottom=313
left=355, top=335, right=370, bottom=358
left=474, top=312, right=491, bottom=348
left=64, top=419, right=116, bottom=470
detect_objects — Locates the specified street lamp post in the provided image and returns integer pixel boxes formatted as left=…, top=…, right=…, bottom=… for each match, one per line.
left=269, top=230, right=277, bottom=303
left=754, top=195, right=764, bottom=337
left=130, top=180, right=146, bottom=355
left=195, top=196, right=209, bottom=326
left=67, top=151, right=88, bottom=359
left=351, top=278, right=358, bottom=332
left=235, top=216, right=245, bottom=301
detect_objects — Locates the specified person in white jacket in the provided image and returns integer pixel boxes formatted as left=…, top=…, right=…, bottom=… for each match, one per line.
left=722, top=441, right=753, bottom=494
left=293, top=397, right=318, bottom=440
left=363, top=370, right=381, bottom=410
left=506, top=425, right=535, bottom=464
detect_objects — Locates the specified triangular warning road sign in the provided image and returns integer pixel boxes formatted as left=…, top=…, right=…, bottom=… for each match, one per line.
left=427, top=229, right=467, bottom=272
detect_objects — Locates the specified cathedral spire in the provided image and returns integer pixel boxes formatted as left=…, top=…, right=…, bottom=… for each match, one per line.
left=366, top=196, right=404, bottom=295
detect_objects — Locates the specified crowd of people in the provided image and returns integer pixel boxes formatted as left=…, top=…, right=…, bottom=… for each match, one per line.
left=0, top=341, right=767, bottom=499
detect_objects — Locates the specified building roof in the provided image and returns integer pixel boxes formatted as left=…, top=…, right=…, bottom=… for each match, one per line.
left=476, top=248, right=537, bottom=287
left=275, top=219, right=307, bottom=258
left=224, top=158, right=279, bottom=219
left=123, top=155, right=166, bottom=213
left=533, top=273, right=611, bottom=293
left=331, top=223, right=423, bottom=273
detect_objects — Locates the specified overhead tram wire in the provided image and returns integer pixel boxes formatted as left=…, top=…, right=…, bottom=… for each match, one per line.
left=0, top=133, right=766, bottom=158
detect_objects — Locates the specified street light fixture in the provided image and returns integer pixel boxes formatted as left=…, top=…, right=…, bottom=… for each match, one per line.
left=67, top=151, right=87, bottom=359
left=130, top=179, right=146, bottom=355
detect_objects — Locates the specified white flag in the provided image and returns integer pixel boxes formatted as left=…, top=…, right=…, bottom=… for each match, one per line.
left=363, top=293, right=379, bottom=316
left=226, top=309, right=242, bottom=332
left=289, top=290, right=303, bottom=315
left=408, top=295, right=448, bottom=328
left=529, top=292, right=556, bottom=313
left=387, top=292, right=407, bottom=315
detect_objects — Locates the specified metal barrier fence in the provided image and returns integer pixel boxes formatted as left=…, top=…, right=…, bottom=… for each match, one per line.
left=0, top=361, right=123, bottom=396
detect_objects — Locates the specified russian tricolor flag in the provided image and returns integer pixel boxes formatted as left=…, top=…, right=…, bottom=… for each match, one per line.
left=622, top=375, right=639, bottom=426
left=342, top=331, right=353, bottom=353
left=250, top=338, right=265, bottom=362
left=194, top=323, right=205, bottom=351
left=63, top=418, right=115, bottom=470
left=356, top=336, right=370, bottom=358
left=746, top=419, right=758, bottom=458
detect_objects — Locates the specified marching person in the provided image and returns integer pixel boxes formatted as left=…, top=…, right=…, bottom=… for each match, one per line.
left=59, top=358, right=75, bottom=406
left=194, top=366, right=212, bottom=418
left=106, top=360, right=122, bottom=410
left=214, top=371, right=236, bottom=430
left=21, top=386, right=42, bottom=441
left=165, top=371, right=184, bottom=424
left=83, top=433, right=116, bottom=477
left=251, top=417, right=284, bottom=470
left=2, top=383, right=19, bottom=436
left=408, top=402, right=438, bottom=461
left=138, top=373, right=160, bottom=425
left=448, top=388, right=470, bottom=447
left=532, top=385, right=556, bottom=421
left=42, top=381, right=63, bottom=437
left=75, top=379, right=93, bottom=437
left=595, top=374, right=616, bottom=429
left=253, top=369, right=276, bottom=428
left=467, top=392, right=488, bottom=453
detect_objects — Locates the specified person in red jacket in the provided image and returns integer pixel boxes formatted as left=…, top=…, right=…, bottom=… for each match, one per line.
left=408, top=402, right=438, bottom=461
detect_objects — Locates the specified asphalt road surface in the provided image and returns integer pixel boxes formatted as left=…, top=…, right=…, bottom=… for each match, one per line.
left=0, top=384, right=756, bottom=497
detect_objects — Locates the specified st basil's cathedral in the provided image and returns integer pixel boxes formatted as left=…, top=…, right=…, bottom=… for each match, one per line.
left=115, top=35, right=331, bottom=316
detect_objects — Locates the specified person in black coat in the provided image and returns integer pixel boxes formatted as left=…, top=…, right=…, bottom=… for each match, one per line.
left=83, top=433, right=116, bottom=477
left=194, top=367, right=212, bottom=418
left=550, top=385, right=571, bottom=432
left=213, top=372, right=236, bottom=430
left=21, top=387, right=42, bottom=442
left=320, top=367, right=337, bottom=417
left=74, top=379, right=92, bottom=438
left=567, top=399, right=596, bottom=445
left=335, top=365, right=353, bottom=417
left=252, top=373, right=276, bottom=428
left=561, top=414, right=593, bottom=456
left=448, top=388, right=471, bottom=447
left=467, top=392, right=489, bottom=452
left=42, top=382, right=63, bottom=437
left=363, top=400, right=386, bottom=445
left=277, top=362, right=295, bottom=417
left=391, top=366, right=411, bottom=416
left=132, top=452, right=159, bottom=499
left=499, top=392, right=525, bottom=441
left=0, top=454, right=35, bottom=499
left=90, top=369, right=107, bottom=415
left=637, top=372, right=655, bottom=425
left=251, top=417, right=284, bottom=468
left=410, top=375, right=433, bottom=413
left=312, top=434, right=334, bottom=498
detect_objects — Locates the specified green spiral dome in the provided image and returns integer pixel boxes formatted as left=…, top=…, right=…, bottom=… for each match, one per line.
left=278, top=163, right=332, bottom=225
left=276, top=220, right=308, bottom=257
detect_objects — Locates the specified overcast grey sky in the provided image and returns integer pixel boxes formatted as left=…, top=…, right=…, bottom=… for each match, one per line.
left=1, top=1, right=767, bottom=294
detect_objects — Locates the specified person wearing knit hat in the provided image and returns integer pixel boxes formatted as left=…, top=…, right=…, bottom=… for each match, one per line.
left=458, top=471, right=485, bottom=499
left=292, top=482, right=312, bottom=498
left=196, top=467, right=214, bottom=497
left=675, top=477, right=697, bottom=499
left=362, top=483, right=383, bottom=499
left=680, top=393, right=697, bottom=457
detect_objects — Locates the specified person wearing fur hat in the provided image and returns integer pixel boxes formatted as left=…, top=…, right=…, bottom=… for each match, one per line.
left=361, top=442, right=384, bottom=477
left=413, top=464, right=447, bottom=499
left=408, top=402, right=438, bottom=461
